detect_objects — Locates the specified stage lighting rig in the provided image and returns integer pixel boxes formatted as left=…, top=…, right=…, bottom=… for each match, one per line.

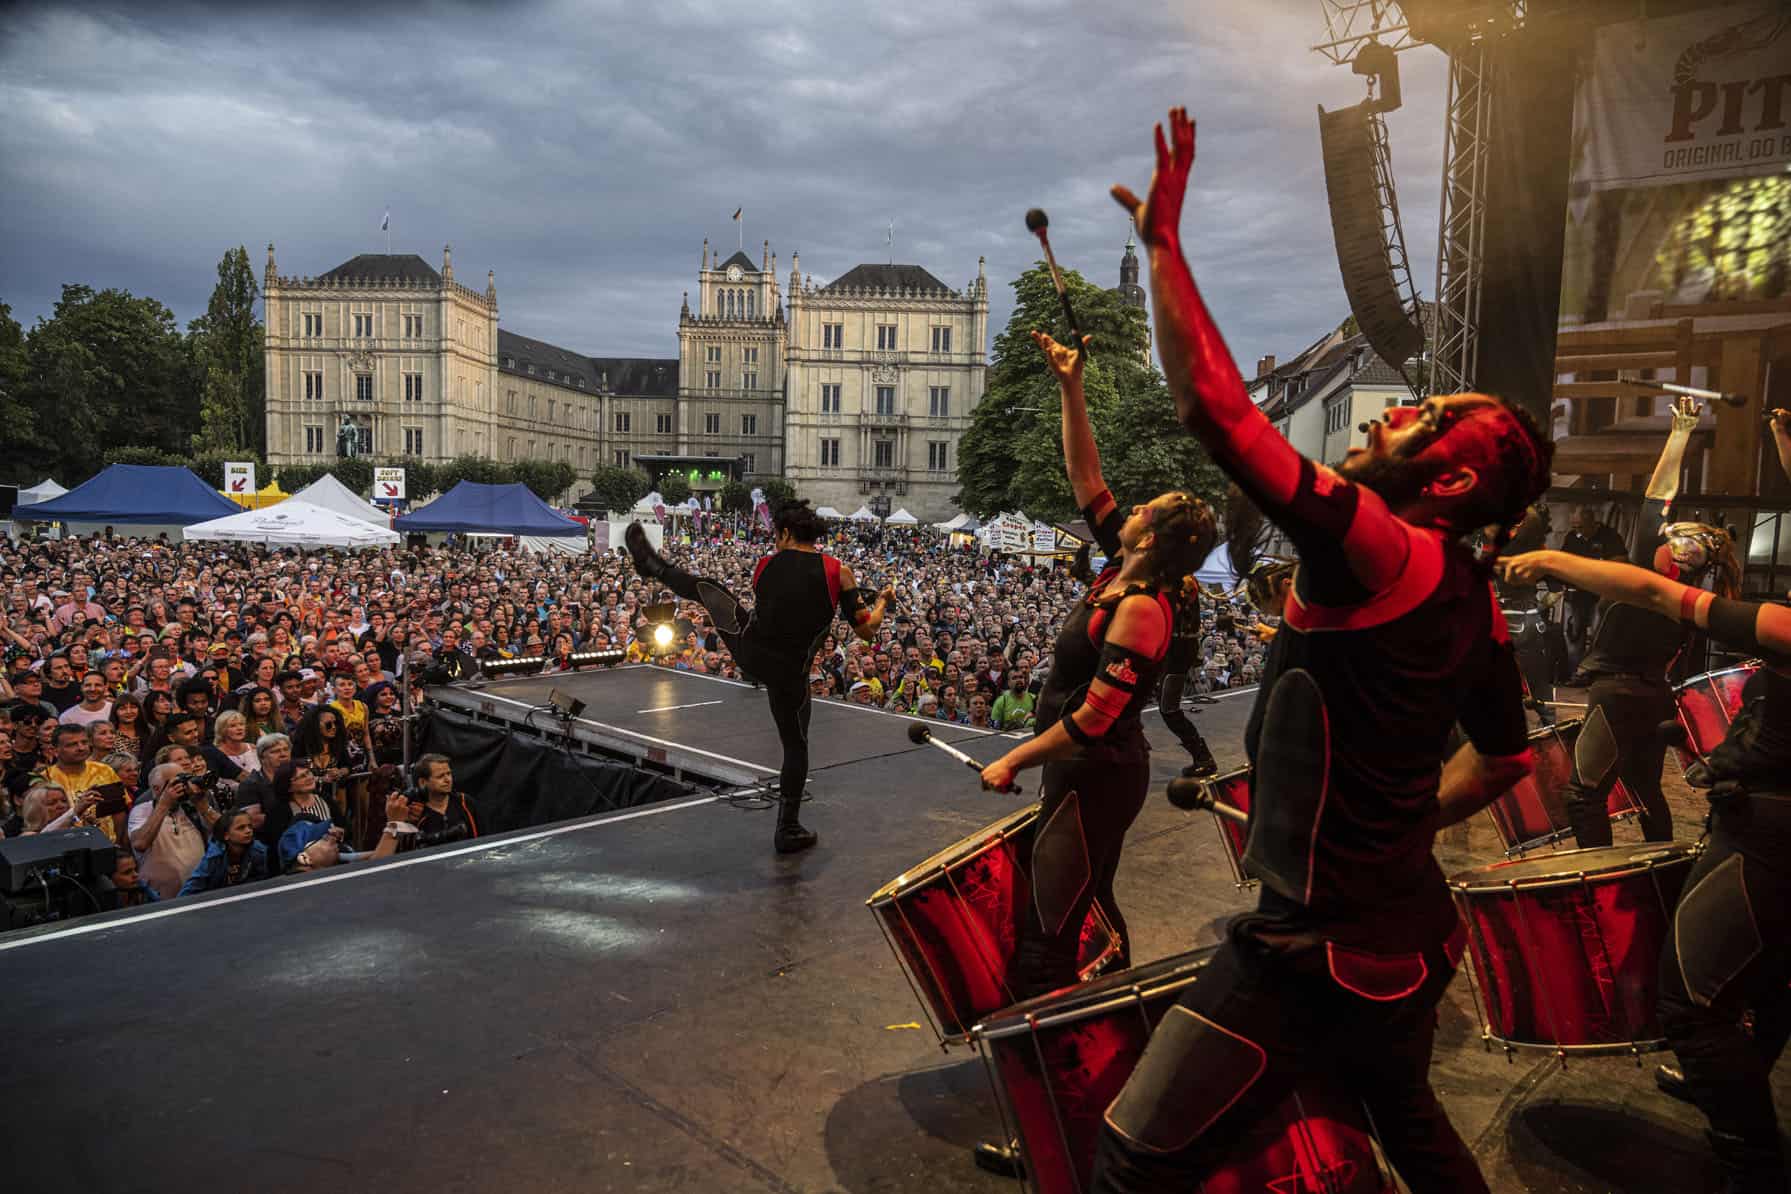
left=643, top=601, right=681, bottom=655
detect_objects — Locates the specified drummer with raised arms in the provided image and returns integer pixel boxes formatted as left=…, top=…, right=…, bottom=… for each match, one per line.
left=1503, top=470, right=1791, bottom=1194
left=1088, top=106, right=1552, bottom=1194
left=970, top=326, right=1216, bottom=1177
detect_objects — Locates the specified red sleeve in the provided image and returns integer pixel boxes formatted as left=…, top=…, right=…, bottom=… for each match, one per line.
left=823, top=555, right=842, bottom=606
left=752, top=555, right=771, bottom=588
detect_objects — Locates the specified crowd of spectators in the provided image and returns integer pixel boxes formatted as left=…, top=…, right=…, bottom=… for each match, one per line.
left=0, top=513, right=1271, bottom=921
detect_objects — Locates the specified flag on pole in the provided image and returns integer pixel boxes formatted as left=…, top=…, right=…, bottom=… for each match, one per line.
left=732, top=207, right=742, bottom=221
left=381, top=208, right=390, bottom=231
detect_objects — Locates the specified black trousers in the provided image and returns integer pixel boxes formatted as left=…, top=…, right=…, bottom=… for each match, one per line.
left=1009, top=752, right=1151, bottom=1001
left=1657, top=797, right=1791, bottom=1185
left=656, top=568, right=813, bottom=809
left=1157, top=671, right=1211, bottom=763
left=1090, top=925, right=1487, bottom=1193
left=1564, top=674, right=1673, bottom=847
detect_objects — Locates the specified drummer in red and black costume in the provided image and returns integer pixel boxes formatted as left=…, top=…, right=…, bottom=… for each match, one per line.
left=626, top=503, right=893, bottom=853
left=976, top=330, right=1217, bottom=999
left=1501, top=548, right=1791, bottom=1194
left=1087, top=108, right=1553, bottom=1194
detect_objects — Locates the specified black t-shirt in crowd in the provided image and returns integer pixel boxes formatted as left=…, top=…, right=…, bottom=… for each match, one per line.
left=42, top=681, right=80, bottom=713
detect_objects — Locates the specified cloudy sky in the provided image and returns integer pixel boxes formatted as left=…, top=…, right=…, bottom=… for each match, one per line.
left=0, top=0, right=1450, bottom=372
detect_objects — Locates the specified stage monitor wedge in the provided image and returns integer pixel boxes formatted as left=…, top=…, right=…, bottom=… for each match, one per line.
left=1318, top=101, right=1426, bottom=383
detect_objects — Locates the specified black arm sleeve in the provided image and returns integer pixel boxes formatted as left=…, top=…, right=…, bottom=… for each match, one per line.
left=1082, top=491, right=1124, bottom=559
left=1458, top=640, right=1530, bottom=758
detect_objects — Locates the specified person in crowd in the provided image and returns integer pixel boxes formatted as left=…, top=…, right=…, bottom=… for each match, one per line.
left=990, top=669, right=1036, bottom=732
left=102, top=848, right=158, bottom=910
left=40, top=653, right=81, bottom=713
left=177, top=805, right=269, bottom=895
left=329, top=670, right=374, bottom=759
left=59, top=671, right=113, bottom=728
left=41, top=723, right=127, bottom=844
left=129, top=761, right=219, bottom=901
left=239, top=685, right=280, bottom=742
left=407, top=754, right=480, bottom=845
left=1558, top=504, right=1630, bottom=673
left=202, top=709, right=260, bottom=787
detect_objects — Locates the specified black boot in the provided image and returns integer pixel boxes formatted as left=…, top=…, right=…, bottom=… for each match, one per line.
left=1182, top=739, right=1219, bottom=779
left=1655, top=1063, right=1693, bottom=1105
left=623, top=522, right=669, bottom=581
left=973, top=1139, right=1025, bottom=1180
left=774, top=794, right=817, bottom=854
left=1709, top=1130, right=1789, bottom=1194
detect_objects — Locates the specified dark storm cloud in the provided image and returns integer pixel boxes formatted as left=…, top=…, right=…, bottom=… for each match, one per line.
left=0, top=0, right=1448, bottom=371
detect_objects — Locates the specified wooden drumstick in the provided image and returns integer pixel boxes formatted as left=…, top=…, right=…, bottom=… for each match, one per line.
left=1165, top=776, right=1248, bottom=825
left=906, top=722, right=1022, bottom=795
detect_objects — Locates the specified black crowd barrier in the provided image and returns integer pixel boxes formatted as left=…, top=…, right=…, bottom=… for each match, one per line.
left=417, top=706, right=696, bottom=834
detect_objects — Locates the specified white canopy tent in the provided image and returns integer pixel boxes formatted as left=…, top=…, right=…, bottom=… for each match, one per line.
left=632, top=491, right=665, bottom=515
left=884, top=508, right=919, bottom=525
left=183, top=499, right=402, bottom=549
left=933, top=512, right=979, bottom=532
left=1194, top=541, right=1242, bottom=589
left=18, top=479, right=68, bottom=505
left=290, top=473, right=391, bottom=526
left=847, top=505, right=881, bottom=523
left=814, top=506, right=844, bottom=520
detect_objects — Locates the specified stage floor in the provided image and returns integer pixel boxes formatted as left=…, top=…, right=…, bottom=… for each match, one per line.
left=4, top=674, right=1783, bottom=1193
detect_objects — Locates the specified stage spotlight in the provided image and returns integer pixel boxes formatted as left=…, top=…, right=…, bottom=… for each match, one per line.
left=548, top=687, right=588, bottom=719
left=480, top=654, right=548, bottom=678
left=643, top=601, right=679, bottom=655
left=653, top=624, right=675, bottom=648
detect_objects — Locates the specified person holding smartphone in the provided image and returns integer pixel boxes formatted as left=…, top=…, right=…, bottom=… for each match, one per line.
left=42, top=722, right=127, bottom=844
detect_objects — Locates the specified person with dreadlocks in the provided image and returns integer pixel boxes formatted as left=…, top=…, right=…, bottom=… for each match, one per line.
left=1086, top=108, right=1553, bottom=1194
left=1555, top=404, right=1742, bottom=847
left=1499, top=547, right=1791, bottom=1194
left=625, top=504, right=893, bottom=853
left=971, top=325, right=1217, bottom=1179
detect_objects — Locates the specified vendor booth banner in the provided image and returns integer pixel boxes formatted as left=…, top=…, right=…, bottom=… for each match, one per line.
left=374, top=467, right=406, bottom=500
left=224, top=462, right=255, bottom=495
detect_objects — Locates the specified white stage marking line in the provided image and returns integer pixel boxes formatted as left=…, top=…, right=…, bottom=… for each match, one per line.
left=445, top=688, right=778, bottom=773
left=0, top=794, right=723, bottom=953
left=637, top=700, right=724, bottom=714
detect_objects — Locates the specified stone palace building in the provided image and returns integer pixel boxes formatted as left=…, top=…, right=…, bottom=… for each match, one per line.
left=261, top=237, right=991, bottom=520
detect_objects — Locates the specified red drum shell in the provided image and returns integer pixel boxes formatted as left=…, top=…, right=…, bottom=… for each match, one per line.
left=1205, top=767, right=1255, bottom=886
left=974, top=948, right=1392, bottom=1194
left=1675, top=663, right=1759, bottom=762
left=1451, top=844, right=1696, bottom=1052
left=1482, top=719, right=1640, bottom=855
left=867, top=804, right=1121, bottom=1042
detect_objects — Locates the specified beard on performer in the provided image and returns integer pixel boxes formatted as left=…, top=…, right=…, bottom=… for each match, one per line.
left=1335, top=447, right=1445, bottom=510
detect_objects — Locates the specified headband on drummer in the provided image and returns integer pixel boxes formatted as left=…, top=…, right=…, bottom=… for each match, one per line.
left=1654, top=522, right=1740, bottom=597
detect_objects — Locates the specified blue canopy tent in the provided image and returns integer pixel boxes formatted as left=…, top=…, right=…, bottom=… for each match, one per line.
left=14, top=464, right=241, bottom=536
left=393, top=482, right=584, bottom=545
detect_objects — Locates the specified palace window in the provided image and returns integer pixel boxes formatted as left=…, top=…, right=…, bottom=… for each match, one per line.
left=876, top=324, right=898, bottom=351
left=302, top=313, right=323, bottom=337
left=303, top=371, right=323, bottom=401
left=931, top=326, right=951, bottom=352
left=742, top=372, right=757, bottom=390
left=614, top=449, right=630, bottom=467
left=706, top=370, right=721, bottom=389
left=403, top=314, right=424, bottom=338
left=820, top=438, right=840, bottom=467
left=741, top=453, right=755, bottom=473
left=352, top=313, right=373, bottom=338
left=704, top=413, right=721, bottom=434
left=875, top=386, right=896, bottom=416
left=928, top=386, right=949, bottom=417
left=928, top=441, right=949, bottom=472
left=706, top=346, right=721, bottom=363
left=741, top=413, right=757, bottom=435
left=403, top=373, right=423, bottom=402
left=822, top=323, right=844, bottom=349
left=614, top=411, right=631, bottom=433
left=404, top=427, right=424, bottom=455
left=656, top=413, right=673, bottom=434
left=873, top=440, right=895, bottom=468
left=304, top=425, right=325, bottom=454
left=821, top=384, right=841, bottom=414
left=355, top=373, right=374, bottom=402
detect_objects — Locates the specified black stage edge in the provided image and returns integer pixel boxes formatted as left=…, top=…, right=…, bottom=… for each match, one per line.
left=5, top=672, right=1786, bottom=1193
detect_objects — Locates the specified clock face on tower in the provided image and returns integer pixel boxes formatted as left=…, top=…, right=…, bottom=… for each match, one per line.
left=726, top=265, right=743, bottom=282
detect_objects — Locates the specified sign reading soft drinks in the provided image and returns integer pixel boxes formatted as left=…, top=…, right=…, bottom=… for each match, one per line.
left=224, top=462, right=255, bottom=494
left=374, top=467, right=406, bottom=500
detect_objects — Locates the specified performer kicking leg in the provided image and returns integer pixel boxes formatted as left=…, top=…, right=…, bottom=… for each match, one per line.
left=1157, top=586, right=1217, bottom=777
left=625, top=502, right=891, bottom=853
left=1501, top=549, right=1791, bottom=1193
left=970, top=328, right=1217, bottom=1179
left=1089, top=107, right=1551, bottom=1193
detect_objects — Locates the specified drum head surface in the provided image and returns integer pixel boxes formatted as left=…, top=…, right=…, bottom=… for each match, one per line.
left=1451, top=843, right=1696, bottom=890
left=866, top=803, right=1040, bottom=903
left=974, top=946, right=1217, bottom=1040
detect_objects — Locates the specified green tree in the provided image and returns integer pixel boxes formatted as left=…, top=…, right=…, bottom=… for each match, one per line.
left=188, top=247, right=265, bottom=456
left=956, top=263, right=1221, bottom=520
left=759, top=477, right=796, bottom=508
left=718, top=479, right=750, bottom=514
left=0, top=303, right=37, bottom=483
left=22, top=284, right=198, bottom=483
left=103, top=445, right=185, bottom=469
left=658, top=473, right=692, bottom=505
left=327, top=457, right=374, bottom=496
left=275, top=462, right=330, bottom=491
left=588, top=464, right=649, bottom=514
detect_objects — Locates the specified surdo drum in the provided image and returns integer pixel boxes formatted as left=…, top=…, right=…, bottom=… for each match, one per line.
left=1480, top=719, right=1642, bottom=856
left=1199, top=766, right=1256, bottom=888
left=971, top=947, right=1394, bottom=1194
left=1450, top=843, right=1697, bottom=1060
left=867, top=804, right=1123, bottom=1045
left=1673, top=661, right=1761, bottom=769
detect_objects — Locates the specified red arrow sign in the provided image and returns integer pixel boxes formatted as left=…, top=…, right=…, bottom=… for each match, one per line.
left=230, top=478, right=247, bottom=491
left=382, top=483, right=399, bottom=496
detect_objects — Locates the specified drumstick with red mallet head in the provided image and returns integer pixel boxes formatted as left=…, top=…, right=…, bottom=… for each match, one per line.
left=907, top=722, right=1022, bottom=795
left=1024, top=208, right=1089, bottom=358
left=1164, top=775, right=1248, bottom=824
